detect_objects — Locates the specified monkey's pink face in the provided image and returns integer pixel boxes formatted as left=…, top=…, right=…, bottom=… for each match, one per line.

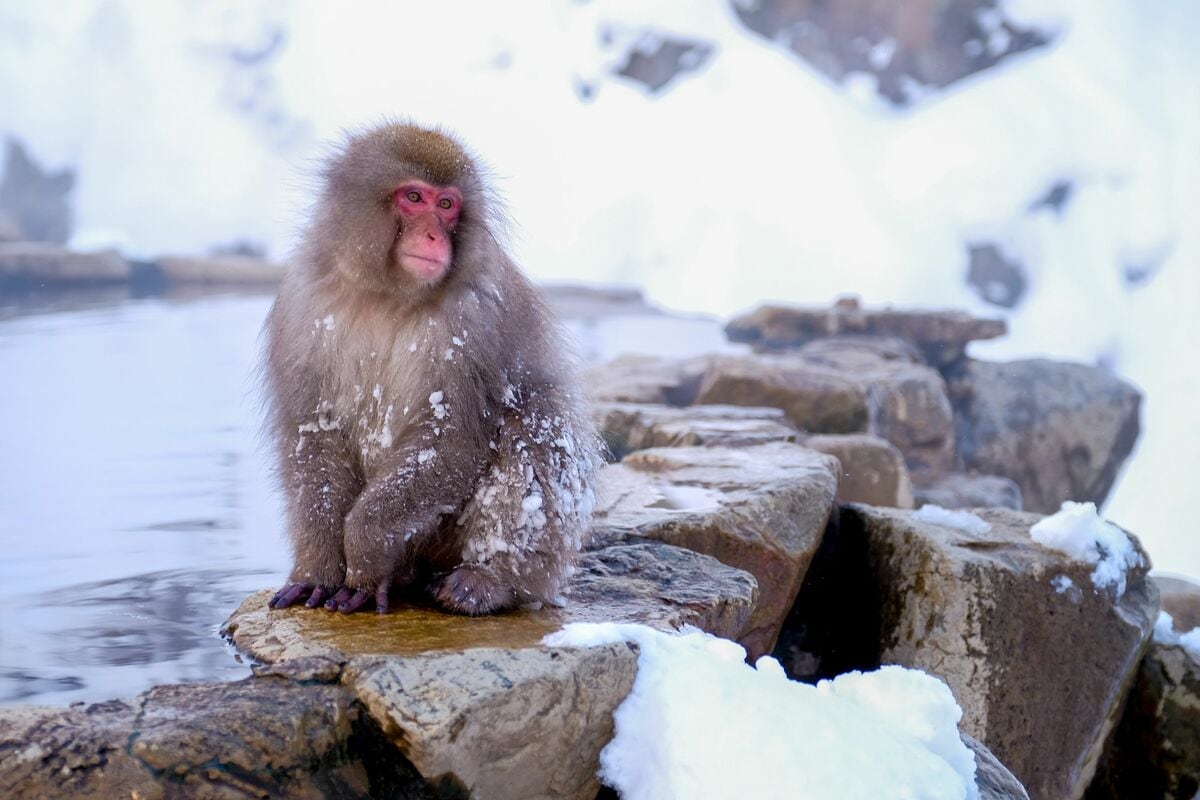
left=391, top=181, right=463, bottom=284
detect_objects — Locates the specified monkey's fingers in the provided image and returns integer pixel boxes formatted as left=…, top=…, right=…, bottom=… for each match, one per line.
left=305, top=585, right=335, bottom=608
left=324, top=587, right=355, bottom=611
left=269, top=583, right=311, bottom=609
left=335, top=588, right=373, bottom=614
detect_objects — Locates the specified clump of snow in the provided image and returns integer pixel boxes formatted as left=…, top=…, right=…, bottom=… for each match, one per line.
left=1050, top=574, right=1074, bottom=594
left=428, top=390, right=447, bottom=420
left=914, top=504, right=992, bottom=535
left=1030, top=502, right=1143, bottom=597
left=544, top=623, right=978, bottom=800
left=1152, top=610, right=1200, bottom=660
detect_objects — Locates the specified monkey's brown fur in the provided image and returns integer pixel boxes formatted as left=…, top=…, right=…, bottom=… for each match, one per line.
left=264, top=123, right=599, bottom=615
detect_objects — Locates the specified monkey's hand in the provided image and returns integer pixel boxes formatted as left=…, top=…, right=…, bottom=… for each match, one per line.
left=430, top=565, right=517, bottom=616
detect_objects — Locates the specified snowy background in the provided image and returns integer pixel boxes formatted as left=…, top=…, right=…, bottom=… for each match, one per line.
left=0, top=1, right=1196, bottom=572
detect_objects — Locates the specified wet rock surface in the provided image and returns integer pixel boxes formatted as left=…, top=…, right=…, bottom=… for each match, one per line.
left=225, top=542, right=756, bottom=664
left=592, top=442, right=839, bottom=658
left=810, top=504, right=1158, bottom=800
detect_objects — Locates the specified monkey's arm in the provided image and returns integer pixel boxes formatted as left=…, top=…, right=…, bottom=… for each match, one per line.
left=435, top=384, right=600, bottom=615
left=268, top=420, right=362, bottom=610
left=331, top=420, right=488, bottom=613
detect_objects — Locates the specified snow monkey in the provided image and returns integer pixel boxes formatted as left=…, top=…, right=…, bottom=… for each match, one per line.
left=265, top=123, right=599, bottom=615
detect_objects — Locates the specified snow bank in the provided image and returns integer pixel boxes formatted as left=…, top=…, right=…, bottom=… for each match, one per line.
left=914, top=504, right=992, bottom=535
left=544, top=623, right=978, bottom=800
left=1030, top=501, right=1143, bottom=596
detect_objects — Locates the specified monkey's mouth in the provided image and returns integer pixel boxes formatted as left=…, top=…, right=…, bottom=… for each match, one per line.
left=398, top=251, right=450, bottom=282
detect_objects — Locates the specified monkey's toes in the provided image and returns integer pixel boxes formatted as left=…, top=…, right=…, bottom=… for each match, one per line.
left=430, top=566, right=516, bottom=616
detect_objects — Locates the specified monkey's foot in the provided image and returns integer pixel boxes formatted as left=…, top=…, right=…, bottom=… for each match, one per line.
left=324, top=580, right=392, bottom=614
left=269, top=582, right=341, bottom=610
left=430, top=566, right=516, bottom=616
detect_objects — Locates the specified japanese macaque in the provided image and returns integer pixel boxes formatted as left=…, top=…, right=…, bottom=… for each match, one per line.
left=265, top=123, right=599, bottom=616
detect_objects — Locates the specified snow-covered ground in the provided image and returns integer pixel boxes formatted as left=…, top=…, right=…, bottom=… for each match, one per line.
left=0, top=0, right=1197, bottom=575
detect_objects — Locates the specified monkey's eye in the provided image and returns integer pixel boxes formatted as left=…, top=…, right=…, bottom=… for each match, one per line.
left=438, top=198, right=453, bottom=210
left=405, top=190, right=421, bottom=203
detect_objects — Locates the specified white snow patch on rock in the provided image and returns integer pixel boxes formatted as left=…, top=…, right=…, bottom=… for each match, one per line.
left=544, top=623, right=979, bottom=800
left=1153, top=610, right=1200, bottom=660
left=1030, top=501, right=1143, bottom=597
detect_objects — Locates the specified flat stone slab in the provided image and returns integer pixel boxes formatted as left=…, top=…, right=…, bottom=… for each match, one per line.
left=593, top=401, right=798, bottom=459
left=725, top=299, right=1006, bottom=364
left=224, top=541, right=756, bottom=664
left=592, top=442, right=838, bottom=658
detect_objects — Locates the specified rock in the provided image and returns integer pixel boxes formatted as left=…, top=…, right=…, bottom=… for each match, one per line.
left=1086, top=639, right=1200, bottom=800
left=592, top=442, right=839, bottom=658
left=0, top=242, right=130, bottom=289
left=861, top=359, right=957, bottom=472
left=731, top=0, right=1050, bottom=107
left=947, top=358, right=1141, bottom=513
left=793, top=336, right=956, bottom=470
left=1154, top=575, right=1200, bottom=632
left=725, top=299, right=1006, bottom=366
left=599, top=346, right=955, bottom=471
left=967, top=242, right=1028, bottom=309
left=224, top=542, right=757, bottom=665
left=803, top=433, right=914, bottom=508
left=696, top=353, right=870, bottom=434
left=965, top=733, right=1032, bottom=800
left=216, top=540, right=756, bottom=800
left=913, top=471, right=1024, bottom=511
left=583, top=354, right=709, bottom=405
left=795, top=334, right=924, bottom=366
left=0, top=673, right=411, bottom=799
left=832, top=504, right=1158, bottom=800
left=593, top=401, right=798, bottom=459
left=614, top=34, right=715, bottom=93
left=0, top=139, right=74, bottom=243
left=347, top=645, right=635, bottom=800
left=149, top=254, right=285, bottom=286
